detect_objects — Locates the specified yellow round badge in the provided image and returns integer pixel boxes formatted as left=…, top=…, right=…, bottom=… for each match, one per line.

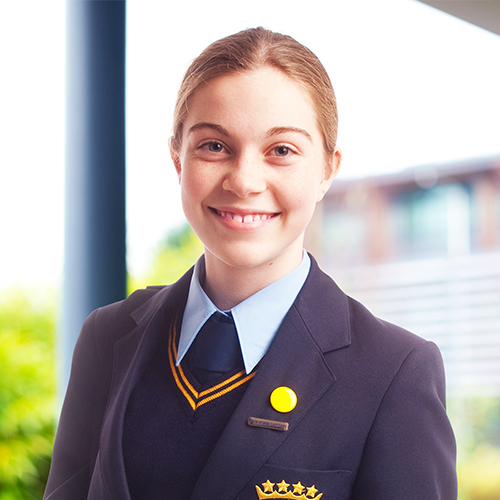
left=270, top=386, right=297, bottom=413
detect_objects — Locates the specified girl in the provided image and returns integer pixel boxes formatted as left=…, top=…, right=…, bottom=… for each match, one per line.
left=44, top=27, right=457, bottom=500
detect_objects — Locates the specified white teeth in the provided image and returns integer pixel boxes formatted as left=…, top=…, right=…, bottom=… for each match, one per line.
left=216, top=210, right=273, bottom=223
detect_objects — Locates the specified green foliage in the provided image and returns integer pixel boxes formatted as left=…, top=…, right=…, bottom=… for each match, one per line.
left=458, top=444, right=500, bottom=500
left=129, top=223, right=204, bottom=292
left=450, top=397, right=500, bottom=451
left=449, top=397, right=500, bottom=500
left=0, top=289, right=56, bottom=499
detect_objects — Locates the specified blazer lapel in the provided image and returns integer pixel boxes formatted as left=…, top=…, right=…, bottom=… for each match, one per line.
left=191, top=259, right=351, bottom=500
left=96, top=271, right=192, bottom=498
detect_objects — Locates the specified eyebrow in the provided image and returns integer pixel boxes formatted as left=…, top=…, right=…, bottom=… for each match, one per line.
left=187, top=122, right=230, bottom=136
left=187, top=123, right=313, bottom=142
left=267, top=127, right=312, bottom=142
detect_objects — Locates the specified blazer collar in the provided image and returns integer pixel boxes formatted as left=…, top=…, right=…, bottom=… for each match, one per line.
left=191, top=256, right=352, bottom=500
left=130, top=255, right=349, bottom=353
left=294, top=255, right=351, bottom=353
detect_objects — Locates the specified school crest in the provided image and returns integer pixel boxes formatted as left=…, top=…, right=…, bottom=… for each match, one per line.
left=255, top=479, right=323, bottom=499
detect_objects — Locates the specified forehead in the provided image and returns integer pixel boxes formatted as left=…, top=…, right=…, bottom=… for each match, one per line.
left=183, top=67, right=321, bottom=140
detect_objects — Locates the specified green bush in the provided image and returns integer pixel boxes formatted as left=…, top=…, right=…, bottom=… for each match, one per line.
left=0, top=289, right=56, bottom=500
left=458, top=444, right=500, bottom=500
left=449, top=397, right=500, bottom=500
left=129, top=223, right=203, bottom=292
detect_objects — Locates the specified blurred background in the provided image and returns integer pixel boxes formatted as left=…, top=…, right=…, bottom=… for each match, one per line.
left=1, top=0, right=499, bottom=498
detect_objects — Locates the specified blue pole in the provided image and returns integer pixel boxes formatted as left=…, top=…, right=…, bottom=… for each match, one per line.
left=61, top=0, right=126, bottom=394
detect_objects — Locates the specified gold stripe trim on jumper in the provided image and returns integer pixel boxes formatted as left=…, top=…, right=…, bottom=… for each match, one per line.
left=168, top=331, right=197, bottom=410
left=196, top=371, right=256, bottom=408
left=168, top=319, right=255, bottom=410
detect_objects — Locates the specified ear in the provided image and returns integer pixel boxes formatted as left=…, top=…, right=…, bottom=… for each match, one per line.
left=317, top=146, right=342, bottom=202
left=169, top=137, right=182, bottom=181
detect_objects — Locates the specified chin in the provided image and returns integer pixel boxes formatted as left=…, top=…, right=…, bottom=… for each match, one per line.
left=208, top=240, right=302, bottom=274
left=217, top=251, right=275, bottom=271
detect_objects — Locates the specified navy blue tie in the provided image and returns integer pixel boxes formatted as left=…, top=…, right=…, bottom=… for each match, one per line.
left=187, top=312, right=244, bottom=384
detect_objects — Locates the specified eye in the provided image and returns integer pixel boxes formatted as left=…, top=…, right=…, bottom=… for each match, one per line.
left=201, top=141, right=225, bottom=153
left=274, top=145, right=290, bottom=156
left=266, top=143, right=299, bottom=165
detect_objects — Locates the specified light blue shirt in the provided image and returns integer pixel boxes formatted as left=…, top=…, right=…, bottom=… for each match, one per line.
left=176, top=252, right=311, bottom=374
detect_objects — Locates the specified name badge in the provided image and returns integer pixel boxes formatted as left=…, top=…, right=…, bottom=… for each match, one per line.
left=248, top=417, right=289, bottom=431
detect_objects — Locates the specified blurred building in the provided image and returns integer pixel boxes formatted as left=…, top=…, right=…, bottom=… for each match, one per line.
left=309, top=155, right=500, bottom=397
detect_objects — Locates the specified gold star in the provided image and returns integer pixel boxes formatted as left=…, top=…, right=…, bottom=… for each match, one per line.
left=293, top=481, right=305, bottom=494
left=306, top=485, right=319, bottom=497
left=277, top=479, right=290, bottom=492
left=262, top=480, right=275, bottom=493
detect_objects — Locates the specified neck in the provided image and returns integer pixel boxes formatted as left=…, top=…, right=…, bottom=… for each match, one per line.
left=202, top=252, right=303, bottom=311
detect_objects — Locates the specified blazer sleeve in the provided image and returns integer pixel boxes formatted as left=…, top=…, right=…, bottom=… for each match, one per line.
left=43, top=304, right=118, bottom=500
left=352, top=341, right=457, bottom=500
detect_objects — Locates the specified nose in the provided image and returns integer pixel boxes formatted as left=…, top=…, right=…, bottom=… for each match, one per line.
left=221, top=155, right=266, bottom=198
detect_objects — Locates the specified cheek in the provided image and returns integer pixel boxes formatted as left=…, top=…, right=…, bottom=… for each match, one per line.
left=278, top=183, right=319, bottom=226
left=283, top=172, right=323, bottom=207
left=179, top=173, right=202, bottom=220
left=179, top=167, right=220, bottom=226
left=180, top=168, right=204, bottom=198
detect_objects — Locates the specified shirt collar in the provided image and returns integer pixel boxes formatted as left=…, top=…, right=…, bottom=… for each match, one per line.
left=176, top=252, right=311, bottom=373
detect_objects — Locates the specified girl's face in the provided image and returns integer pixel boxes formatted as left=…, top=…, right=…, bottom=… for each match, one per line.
left=171, top=67, right=340, bottom=278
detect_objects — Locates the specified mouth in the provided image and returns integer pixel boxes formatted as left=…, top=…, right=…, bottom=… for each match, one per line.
left=210, top=208, right=279, bottom=223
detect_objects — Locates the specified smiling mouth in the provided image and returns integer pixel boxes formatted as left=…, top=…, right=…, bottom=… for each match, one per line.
left=211, top=208, right=279, bottom=223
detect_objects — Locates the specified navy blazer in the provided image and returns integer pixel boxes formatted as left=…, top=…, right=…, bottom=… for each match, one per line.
left=44, top=258, right=457, bottom=499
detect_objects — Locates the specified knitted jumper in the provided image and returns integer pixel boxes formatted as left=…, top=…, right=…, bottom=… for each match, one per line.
left=123, top=318, right=255, bottom=499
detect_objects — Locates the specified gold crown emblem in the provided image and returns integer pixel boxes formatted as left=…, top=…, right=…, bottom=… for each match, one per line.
left=255, top=480, right=323, bottom=499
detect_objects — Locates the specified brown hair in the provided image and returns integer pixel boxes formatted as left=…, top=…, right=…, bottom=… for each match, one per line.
left=170, top=27, right=338, bottom=164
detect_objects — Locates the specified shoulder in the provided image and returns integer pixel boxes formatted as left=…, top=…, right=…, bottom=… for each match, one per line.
left=301, top=256, right=427, bottom=355
left=89, top=286, right=167, bottom=326
left=75, top=286, right=167, bottom=360
left=340, top=288, right=440, bottom=368
left=303, top=258, right=443, bottom=384
left=318, top=292, right=448, bottom=422
left=346, top=294, right=425, bottom=353
left=77, top=266, right=194, bottom=354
